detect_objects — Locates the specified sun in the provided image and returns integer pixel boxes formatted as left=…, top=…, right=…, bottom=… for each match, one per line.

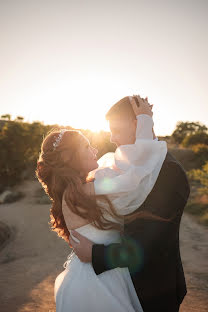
left=42, top=73, right=124, bottom=132
left=26, top=72, right=130, bottom=132
left=69, top=114, right=109, bottom=132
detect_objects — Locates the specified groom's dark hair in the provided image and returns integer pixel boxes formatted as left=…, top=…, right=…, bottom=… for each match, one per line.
left=105, top=96, right=136, bottom=121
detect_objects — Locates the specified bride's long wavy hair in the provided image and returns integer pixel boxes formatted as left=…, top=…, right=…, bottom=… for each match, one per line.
left=36, top=129, right=123, bottom=243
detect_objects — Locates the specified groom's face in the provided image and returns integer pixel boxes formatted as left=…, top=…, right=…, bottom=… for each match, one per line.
left=109, top=117, right=137, bottom=147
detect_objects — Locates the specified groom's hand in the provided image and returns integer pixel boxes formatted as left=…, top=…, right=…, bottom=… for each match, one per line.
left=69, top=230, right=93, bottom=263
left=130, top=95, right=153, bottom=117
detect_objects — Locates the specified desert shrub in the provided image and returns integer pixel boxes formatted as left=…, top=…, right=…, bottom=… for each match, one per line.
left=185, top=202, right=208, bottom=216
left=0, top=119, right=116, bottom=189
left=172, top=121, right=207, bottom=144
left=190, top=144, right=208, bottom=167
left=185, top=202, right=208, bottom=226
left=0, top=120, right=50, bottom=187
left=188, top=161, right=208, bottom=195
left=182, top=132, right=208, bottom=147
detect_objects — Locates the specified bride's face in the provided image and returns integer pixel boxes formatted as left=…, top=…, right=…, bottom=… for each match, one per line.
left=79, top=135, right=98, bottom=175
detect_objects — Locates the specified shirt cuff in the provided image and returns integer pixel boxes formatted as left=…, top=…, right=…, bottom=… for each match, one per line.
left=136, top=114, right=154, bottom=140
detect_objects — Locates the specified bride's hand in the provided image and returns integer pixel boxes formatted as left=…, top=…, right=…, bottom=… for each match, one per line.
left=130, top=95, right=153, bottom=117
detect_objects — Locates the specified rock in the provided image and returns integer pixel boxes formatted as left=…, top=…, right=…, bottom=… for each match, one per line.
left=0, top=221, right=11, bottom=249
left=0, top=190, right=12, bottom=203
left=21, top=167, right=35, bottom=180
left=34, top=187, right=51, bottom=204
left=37, top=196, right=51, bottom=205
left=0, top=190, right=23, bottom=204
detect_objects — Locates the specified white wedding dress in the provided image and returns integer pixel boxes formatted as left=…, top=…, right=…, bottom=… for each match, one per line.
left=55, top=226, right=143, bottom=312
left=54, top=114, right=167, bottom=312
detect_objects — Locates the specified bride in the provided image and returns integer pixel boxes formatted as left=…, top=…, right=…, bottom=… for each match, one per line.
left=36, top=95, right=167, bottom=311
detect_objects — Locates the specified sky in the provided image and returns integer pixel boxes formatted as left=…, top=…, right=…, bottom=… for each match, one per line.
left=0, top=0, right=207, bottom=135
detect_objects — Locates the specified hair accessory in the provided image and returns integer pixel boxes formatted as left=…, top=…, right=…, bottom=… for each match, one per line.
left=53, top=129, right=67, bottom=150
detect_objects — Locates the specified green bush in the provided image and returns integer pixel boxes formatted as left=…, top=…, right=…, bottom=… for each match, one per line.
left=185, top=202, right=208, bottom=226
left=190, top=144, right=208, bottom=167
left=172, top=121, right=207, bottom=144
left=188, top=161, right=208, bottom=195
left=0, top=120, right=50, bottom=187
left=0, top=119, right=116, bottom=189
left=182, top=132, right=208, bottom=147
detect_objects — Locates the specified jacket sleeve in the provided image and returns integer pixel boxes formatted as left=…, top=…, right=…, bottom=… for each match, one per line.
left=92, top=161, right=190, bottom=275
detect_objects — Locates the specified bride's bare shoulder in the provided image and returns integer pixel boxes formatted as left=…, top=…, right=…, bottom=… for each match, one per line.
left=61, top=182, right=94, bottom=230
left=62, top=199, right=88, bottom=230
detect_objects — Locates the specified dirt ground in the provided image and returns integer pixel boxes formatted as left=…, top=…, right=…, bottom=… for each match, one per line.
left=0, top=180, right=207, bottom=312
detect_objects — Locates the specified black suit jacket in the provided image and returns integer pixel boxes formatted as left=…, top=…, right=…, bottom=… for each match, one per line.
left=92, top=152, right=190, bottom=312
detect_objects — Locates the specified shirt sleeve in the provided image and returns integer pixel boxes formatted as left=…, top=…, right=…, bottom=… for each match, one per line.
left=94, top=115, right=167, bottom=214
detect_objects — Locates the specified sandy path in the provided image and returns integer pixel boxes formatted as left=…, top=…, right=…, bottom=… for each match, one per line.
left=180, top=214, right=208, bottom=312
left=0, top=180, right=207, bottom=312
left=0, top=180, right=69, bottom=312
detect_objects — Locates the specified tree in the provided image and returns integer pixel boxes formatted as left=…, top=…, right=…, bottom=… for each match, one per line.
left=0, top=120, right=50, bottom=187
left=172, top=121, right=208, bottom=144
left=15, top=116, right=24, bottom=122
left=182, top=132, right=208, bottom=147
left=1, top=114, right=11, bottom=121
left=0, top=119, right=116, bottom=189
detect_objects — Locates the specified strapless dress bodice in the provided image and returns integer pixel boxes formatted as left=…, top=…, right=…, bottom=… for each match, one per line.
left=69, top=223, right=121, bottom=245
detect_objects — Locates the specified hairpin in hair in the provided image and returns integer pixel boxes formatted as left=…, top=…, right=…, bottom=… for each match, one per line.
left=53, top=129, right=67, bottom=150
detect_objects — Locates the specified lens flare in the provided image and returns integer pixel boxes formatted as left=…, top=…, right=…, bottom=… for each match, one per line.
left=105, top=235, right=144, bottom=275
left=97, top=177, right=116, bottom=193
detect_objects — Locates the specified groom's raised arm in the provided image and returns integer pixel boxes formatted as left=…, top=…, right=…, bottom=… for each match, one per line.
left=92, top=160, right=190, bottom=275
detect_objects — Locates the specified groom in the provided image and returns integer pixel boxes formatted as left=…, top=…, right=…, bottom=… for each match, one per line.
left=69, top=96, right=190, bottom=312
